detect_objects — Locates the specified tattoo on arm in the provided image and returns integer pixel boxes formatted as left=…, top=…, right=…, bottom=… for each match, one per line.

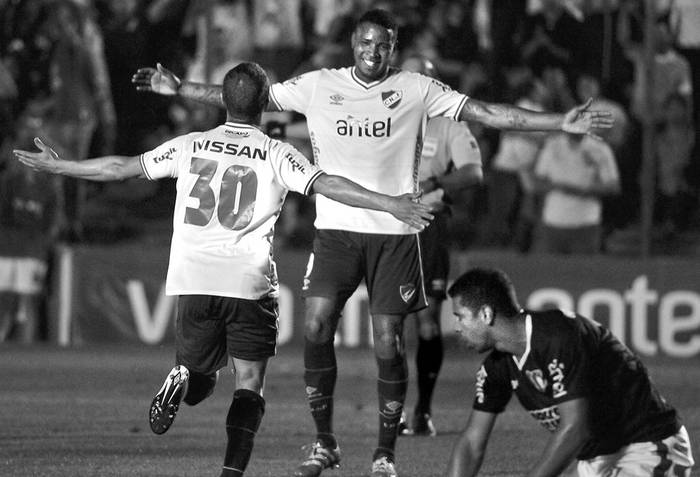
left=462, top=99, right=561, bottom=131
left=180, top=83, right=224, bottom=107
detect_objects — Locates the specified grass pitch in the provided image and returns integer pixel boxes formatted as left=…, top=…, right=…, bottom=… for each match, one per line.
left=1, top=343, right=699, bottom=476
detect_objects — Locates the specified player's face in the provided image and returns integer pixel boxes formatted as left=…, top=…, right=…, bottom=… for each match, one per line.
left=453, top=301, right=492, bottom=353
left=351, top=22, right=396, bottom=82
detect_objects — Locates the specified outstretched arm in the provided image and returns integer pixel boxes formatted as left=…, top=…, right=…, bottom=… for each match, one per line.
left=445, top=409, right=498, bottom=477
left=459, top=98, right=614, bottom=139
left=311, top=174, right=434, bottom=231
left=14, top=138, right=145, bottom=181
left=132, top=63, right=224, bottom=107
left=132, top=63, right=283, bottom=112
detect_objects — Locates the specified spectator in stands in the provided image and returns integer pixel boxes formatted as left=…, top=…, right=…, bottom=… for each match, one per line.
left=532, top=131, right=620, bottom=254
left=618, top=1, right=693, bottom=128
left=41, top=0, right=116, bottom=241
left=655, top=93, right=696, bottom=237
left=252, top=0, right=306, bottom=81
left=99, top=0, right=174, bottom=156
left=574, top=71, right=632, bottom=234
left=485, top=70, right=548, bottom=252
left=519, top=0, right=587, bottom=79
left=0, top=106, right=61, bottom=342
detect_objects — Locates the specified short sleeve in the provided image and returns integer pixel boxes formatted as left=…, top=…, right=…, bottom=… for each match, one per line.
left=268, top=139, right=324, bottom=195
left=268, top=71, right=320, bottom=114
left=140, top=135, right=190, bottom=180
left=543, top=314, right=591, bottom=403
left=472, top=356, right=512, bottom=413
left=420, top=74, right=469, bottom=121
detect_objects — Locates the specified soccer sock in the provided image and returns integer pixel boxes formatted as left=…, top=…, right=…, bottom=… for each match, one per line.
left=220, top=389, right=265, bottom=477
left=184, top=371, right=217, bottom=406
left=374, top=355, right=408, bottom=461
left=415, top=336, right=443, bottom=415
left=304, top=338, right=337, bottom=448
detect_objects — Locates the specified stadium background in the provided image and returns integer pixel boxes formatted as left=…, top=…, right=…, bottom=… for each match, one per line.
left=2, top=0, right=700, bottom=475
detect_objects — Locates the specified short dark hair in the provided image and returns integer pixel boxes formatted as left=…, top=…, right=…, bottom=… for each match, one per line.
left=222, top=62, right=270, bottom=119
left=448, top=268, right=521, bottom=317
left=356, top=9, right=398, bottom=35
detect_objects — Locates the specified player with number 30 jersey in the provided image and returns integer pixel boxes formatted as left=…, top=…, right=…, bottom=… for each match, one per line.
left=141, top=122, right=322, bottom=300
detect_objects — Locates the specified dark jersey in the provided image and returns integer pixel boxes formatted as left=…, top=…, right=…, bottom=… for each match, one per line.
left=473, top=309, right=680, bottom=460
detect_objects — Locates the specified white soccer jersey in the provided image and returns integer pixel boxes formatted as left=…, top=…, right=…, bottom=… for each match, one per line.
left=269, top=67, right=468, bottom=234
left=418, top=116, right=481, bottom=181
left=140, top=122, right=323, bottom=299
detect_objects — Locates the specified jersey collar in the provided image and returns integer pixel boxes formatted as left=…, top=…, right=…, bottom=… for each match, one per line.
left=350, top=66, right=393, bottom=89
left=511, top=313, right=532, bottom=370
left=223, top=121, right=261, bottom=131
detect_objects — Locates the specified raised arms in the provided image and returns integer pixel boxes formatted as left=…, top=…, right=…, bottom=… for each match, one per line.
left=460, top=97, right=614, bottom=139
left=14, top=138, right=145, bottom=181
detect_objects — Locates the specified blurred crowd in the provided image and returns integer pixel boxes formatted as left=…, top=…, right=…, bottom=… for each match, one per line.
left=1, top=0, right=700, bottom=264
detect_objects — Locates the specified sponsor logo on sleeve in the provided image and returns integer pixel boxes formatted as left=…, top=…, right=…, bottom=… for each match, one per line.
left=153, top=147, right=176, bottom=163
left=285, top=152, right=306, bottom=173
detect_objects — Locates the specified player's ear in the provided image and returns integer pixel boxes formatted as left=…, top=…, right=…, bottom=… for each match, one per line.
left=479, top=305, right=494, bottom=326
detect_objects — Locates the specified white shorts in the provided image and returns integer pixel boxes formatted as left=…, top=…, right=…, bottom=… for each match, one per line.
left=0, top=257, right=48, bottom=294
left=577, top=426, right=694, bottom=477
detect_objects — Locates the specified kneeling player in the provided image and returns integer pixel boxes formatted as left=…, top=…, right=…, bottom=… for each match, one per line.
left=445, top=267, right=694, bottom=477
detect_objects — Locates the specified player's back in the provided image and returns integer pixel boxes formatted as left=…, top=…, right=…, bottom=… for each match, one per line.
left=140, top=121, right=321, bottom=299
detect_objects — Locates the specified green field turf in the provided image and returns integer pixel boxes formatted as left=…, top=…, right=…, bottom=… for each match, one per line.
left=1, top=342, right=699, bottom=477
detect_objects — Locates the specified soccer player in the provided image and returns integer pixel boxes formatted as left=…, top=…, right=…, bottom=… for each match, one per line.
left=398, top=55, right=483, bottom=437
left=12, top=62, right=433, bottom=477
left=445, top=267, right=695, bottom=477
left=131, top=9, right=613, bottom=477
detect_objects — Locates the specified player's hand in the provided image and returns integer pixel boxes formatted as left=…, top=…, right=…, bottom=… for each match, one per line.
left=562, top=98, right=614, bottom=140
left=389, top=192, right=434, bottom=230
left=13, top=137, right=62, bottom=174
left=132, top=62, right=181, bottom=95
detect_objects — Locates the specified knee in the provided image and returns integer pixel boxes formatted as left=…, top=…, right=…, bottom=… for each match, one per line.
left=418, top=321, right=441, bottom=340
left=184, top=371, right=218, bottom=406
left=374, top=331, right=403, bottom=360
left=304, top=315, right=334, bottom=343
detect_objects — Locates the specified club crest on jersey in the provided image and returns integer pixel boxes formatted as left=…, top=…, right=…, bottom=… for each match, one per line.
left=399, top=284, right=416, bottom=303
left=329, top=94, right=344, bottom=105
left=381, top=90, right=403, bottom=109
left=525, top=369, right=548, bottom=393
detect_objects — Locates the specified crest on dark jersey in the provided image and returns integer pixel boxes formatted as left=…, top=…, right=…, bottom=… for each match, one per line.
left=525, top=369, right=548, bottom=393
left=381, top=90, right=403, bottom=109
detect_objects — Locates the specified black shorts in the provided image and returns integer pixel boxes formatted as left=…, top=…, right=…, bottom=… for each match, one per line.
left=302, top=229, right=427, bottom=314
left=175, top=294, right=278, bottom=375
left=419, top=212, right=450, bottom=299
